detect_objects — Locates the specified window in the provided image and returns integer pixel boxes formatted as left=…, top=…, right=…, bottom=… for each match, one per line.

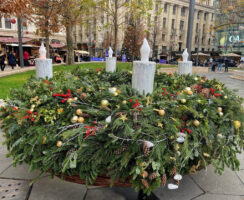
left=211, top=13, right=214, bottom=21
left=164, top=4, right=167, bottom=13
left=154, top=16, right=158, bottom=22
left=196, top=23, right=199, bottom=32
left=93, top=33, right=96, bottom=40
left=137, top=17, right=140, bottom=25
left=180, top=20, right=184, bottom=30
left=162, top=46, right=167, bottom=50
left=206, top=0, right=210, bottom=5
left=125, top=16, right=129, bottom=24
left=101, top=16, right=104, bottom=24
left=155, top=4, right=158, bottom=12
left=171, top=19, right=175, bottom=29
left=162, top=34, right=165, bottom=41
left=203, top=24, right=205, bottom=33
left=195, top=36, right=198, bottom=44
left=22, top=19, right=27, bottom=30
left=173, top=5, right=176, bottom=15
left=163, top=17, right=166, bottom=28
left=0, top=18, right=2, bottom=28
left=147, top=16, right=151, bottom=27
left=202, top=48, right=205, bottom=52
left=181, top=7, right=185, bottom=16
left=208, top=38, right=211, bottom=45
left=202, top=37, right=205, bottom=45
left=5, top=18, right=11, bottom=29
left=197, top=11, right=200, bottom=19
left=204, top=13, right=208, bottom=20
left=179, top=35, right=182, bottom=40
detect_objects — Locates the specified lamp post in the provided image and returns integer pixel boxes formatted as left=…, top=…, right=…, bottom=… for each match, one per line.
left=17, top=18, right=24, bottom=68
left=186, top=0, right=195, bottom=61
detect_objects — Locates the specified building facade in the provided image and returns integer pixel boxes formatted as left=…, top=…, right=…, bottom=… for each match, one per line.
left=78, top=0, right=216, bottom=59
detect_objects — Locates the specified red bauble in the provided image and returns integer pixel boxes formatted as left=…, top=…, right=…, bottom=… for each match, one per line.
left=229, top=18, right=233, bottom=22
left=26, top=31, right=29, bottom=34
left=11, top=19, right=16, bottom=24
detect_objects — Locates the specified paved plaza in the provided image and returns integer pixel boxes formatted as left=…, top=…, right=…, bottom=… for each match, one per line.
left=0, top=72, right=243, bottom=200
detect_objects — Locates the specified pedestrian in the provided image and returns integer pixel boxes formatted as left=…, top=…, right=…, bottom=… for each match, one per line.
left=218, top=57, right=224, bottom=72
left=212, top=59, right=217, bottom=72
left=0, top=52, right=6, bottom=71
left=24, top=51, right=30, bottom=66
left=7, top=51, right=16, bottom=70
left=224, top=57, right=230, bottom=72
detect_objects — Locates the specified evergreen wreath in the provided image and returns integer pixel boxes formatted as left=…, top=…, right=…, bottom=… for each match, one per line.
left=0, top=67, right=244, bottom=195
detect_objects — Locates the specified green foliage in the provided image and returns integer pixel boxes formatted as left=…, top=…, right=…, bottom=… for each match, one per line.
left=0, top=68, right=244, bottom=194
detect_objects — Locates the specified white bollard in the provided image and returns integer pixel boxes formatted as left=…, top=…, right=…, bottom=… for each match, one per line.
left=132, top=38, right=156, bottom=95
left=132, top=61, right=156, bottom=95
left=35, top=58, right=53, bottom=79
left=178, top=48, right=192, bottom=75
left=178, top=61, right=192, bottom=75
left=106, top=57, right=117, bottom=73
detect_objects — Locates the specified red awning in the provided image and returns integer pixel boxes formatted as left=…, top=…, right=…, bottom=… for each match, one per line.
left=50, top=43, right=66, bottom=48
left=0, top=37, right=33, bottom=44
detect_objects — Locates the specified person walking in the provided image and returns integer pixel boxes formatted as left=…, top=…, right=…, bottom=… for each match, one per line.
left=218, top=57, right=224, bottom=72
left=24, top=51, right=30, bottom=66
left=224, top=57, right=230, bottom=72
left=0, top=52, right=6, bottom=71
left=7, top=51, right=16, bottom=69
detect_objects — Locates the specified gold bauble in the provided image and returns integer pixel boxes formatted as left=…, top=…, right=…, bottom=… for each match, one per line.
left=114, top=92, right=118, bottom=96
left=122, top=100, right=127, bottom=104
left=158, top=109, right=165, bottom=116
left=77, top=117, right=84, bottom=123
left=71, top=116, right=78, bottom=123
left=76, top=109, right=83, bottom=116
left=219, top=112, right=223, bottom=116
left=187, top=90, right=193, bottom=95
left=174, top=144, right=180, bottom=151
left=181, top=99, right=186, bottom=104
left=234, top=120, right=241, bottom=129
left=67, top=98, right=73, bottom=103
left=56, top=141, right=62, bottom=147
left=31, top=105, right=35, bottom=109
left=170, top=136, right=175, bottom=140
left=193, top=120, right=200, bottom=126
left=197, top=100, right=201, bottom=103
left=101, top=99, right=109, bottom=106
left=217, top=107, right=222, bottom=112
left=224, top=96, right=228, bottom=99
left=141, top=171, right=148, bottom=178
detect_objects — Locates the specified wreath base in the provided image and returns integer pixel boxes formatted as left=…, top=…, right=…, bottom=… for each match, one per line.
left=55, top=174, right=160, bottom=199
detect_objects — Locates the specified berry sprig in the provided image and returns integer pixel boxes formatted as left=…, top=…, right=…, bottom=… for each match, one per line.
left=53, top=89, right=71, bottom=103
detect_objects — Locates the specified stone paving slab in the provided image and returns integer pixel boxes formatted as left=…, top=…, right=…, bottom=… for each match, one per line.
left=190, top=165, right=244, bottom=195
left=237, top=153, right=244, bottom=170
left=0, top=178, right=30, bottom=200
left=193, top=193, right=244, bottom=200
left=236, top=170, right=244, bottom=184
left=29, top=176, right=86, bottom=200
left=154, top=175, right=204, bottom=200
left=85, top=187, right=126, bottom=200
left=0, top=163, right=43, bottom=180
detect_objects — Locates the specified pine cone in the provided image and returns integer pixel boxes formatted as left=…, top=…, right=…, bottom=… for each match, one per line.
left=175, top=180, right=180, bottom=186
left=170, top=166, right=176, bottom=176
left=161, top=174, right=167, bottom=187
left=143, top=142, right=150, bottom=156
left=200, top=88, right=210, bottom=98
left=115, top=149, right=122, bottom=155
left=80, top=93, right=87, bottom=99
left=149, top=173, right=157, bottom=180
left=141, top=171, right=148, bottom=178
left=141, top=179, right=149, bottom=189
left=122, top=145, right=127, bottom=151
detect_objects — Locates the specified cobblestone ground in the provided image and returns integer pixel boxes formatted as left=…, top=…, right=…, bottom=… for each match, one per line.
left=0, top=72, right=243, bottom=200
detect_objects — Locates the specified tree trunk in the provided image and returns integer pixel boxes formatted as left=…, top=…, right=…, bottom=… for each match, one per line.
left=17, top=18, right=24, bottom=68
left=66, top=24, right=74, bottom=65
left=114, top=0, right=118, bottom=57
